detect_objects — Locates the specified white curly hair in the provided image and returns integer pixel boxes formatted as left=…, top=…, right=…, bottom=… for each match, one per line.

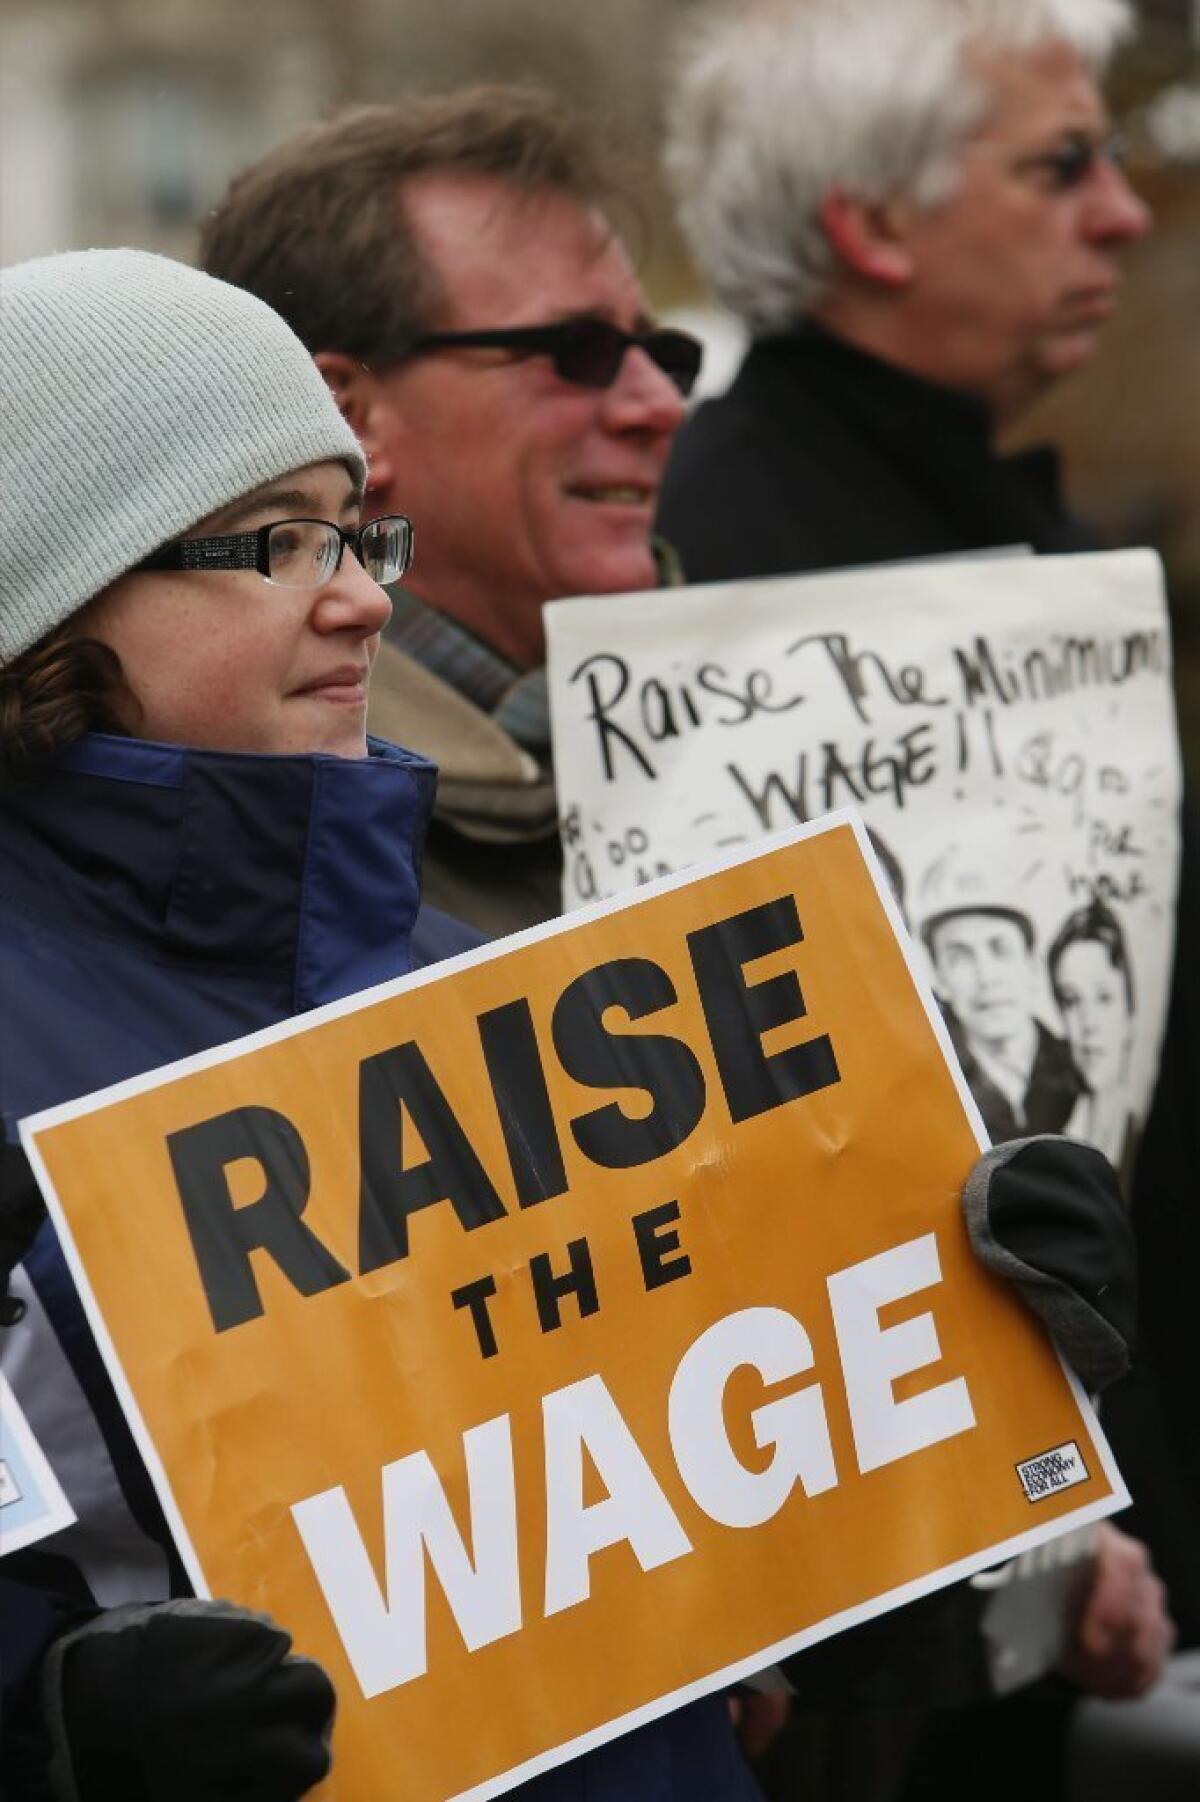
left=666, top=0, right=1135, bottom=332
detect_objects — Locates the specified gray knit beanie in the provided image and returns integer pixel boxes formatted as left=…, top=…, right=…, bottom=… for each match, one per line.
left=0, top=248, right=367, bottom=662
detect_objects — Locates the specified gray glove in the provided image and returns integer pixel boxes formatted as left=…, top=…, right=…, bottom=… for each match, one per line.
left=962, top=1135, right=1135, bottom=1392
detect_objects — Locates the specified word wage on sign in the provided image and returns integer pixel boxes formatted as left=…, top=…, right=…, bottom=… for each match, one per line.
left=292, top=1232, right=975, bottom=1698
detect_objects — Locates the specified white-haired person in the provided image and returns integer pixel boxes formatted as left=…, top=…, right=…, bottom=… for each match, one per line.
left=0, top=249, right=763, bottom=1802
left=658, top=0, right=1149, bottom=575
left=658, top=2, right=1192, bottom=1796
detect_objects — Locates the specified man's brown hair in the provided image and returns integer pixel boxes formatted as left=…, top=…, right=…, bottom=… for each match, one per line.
left=199, top=86, right=624, bottom=368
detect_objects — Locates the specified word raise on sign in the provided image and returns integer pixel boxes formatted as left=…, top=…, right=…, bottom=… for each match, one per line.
left=25, top=818, right=1124, bottom=1801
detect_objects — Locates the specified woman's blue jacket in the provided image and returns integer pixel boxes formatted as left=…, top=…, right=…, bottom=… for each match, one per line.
left=0, top=732, right=758, bottom=1801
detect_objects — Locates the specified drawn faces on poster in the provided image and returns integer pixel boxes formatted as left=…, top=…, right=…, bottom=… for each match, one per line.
left=1047, top=900, right=1137, bottom=1173
left=878, top=835, right=1137, bottom=1177
left=545, top=559, right=1177, bottom=1190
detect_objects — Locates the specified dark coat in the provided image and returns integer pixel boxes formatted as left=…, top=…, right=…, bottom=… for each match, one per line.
left=661, top=328, right=1089, bottom=1718
left=659, top=322, right=1193, bottom=1217
left=0, top=731, right=758, bottom=1801
left=657, top=324, right=1096, bottom=579
left=659, top=322, right=1200, bottom=1647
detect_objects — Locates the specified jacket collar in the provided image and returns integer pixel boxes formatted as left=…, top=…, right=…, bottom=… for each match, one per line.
left=749, top=322, right=1074, bottom=525
left=754, top=321, right=994, bottom=443
left=1, top=733, right=437, bottom=1011
left=367, top=643, right=559, bottom=844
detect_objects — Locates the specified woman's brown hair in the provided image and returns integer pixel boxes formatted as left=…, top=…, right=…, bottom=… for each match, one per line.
left=0, top=626, right=137, bottom=784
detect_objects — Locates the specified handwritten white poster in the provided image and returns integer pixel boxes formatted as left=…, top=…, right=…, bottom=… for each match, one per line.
left=546, top=550, right=1181, bottom=1181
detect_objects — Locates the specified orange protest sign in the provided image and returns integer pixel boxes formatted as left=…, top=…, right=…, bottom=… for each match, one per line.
left=24, top=814, right=1124, bottom=1800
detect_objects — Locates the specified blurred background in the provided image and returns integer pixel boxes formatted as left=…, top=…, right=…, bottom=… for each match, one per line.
left=2, top=0, right=1197, bottom=775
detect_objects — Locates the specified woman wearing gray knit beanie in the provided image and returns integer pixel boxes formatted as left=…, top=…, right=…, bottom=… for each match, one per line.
left=0, top=248, right=464, bottom=1801
left=0, top=247, right=781, bottom=1802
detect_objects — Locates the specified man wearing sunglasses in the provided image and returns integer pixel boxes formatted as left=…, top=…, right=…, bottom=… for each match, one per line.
left=202, top=88, right=697, bottom=935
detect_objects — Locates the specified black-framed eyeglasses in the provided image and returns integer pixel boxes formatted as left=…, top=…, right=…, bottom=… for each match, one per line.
left=402, top=317, right=704, bottom=397
left=135, top=514, right=414, bottom=589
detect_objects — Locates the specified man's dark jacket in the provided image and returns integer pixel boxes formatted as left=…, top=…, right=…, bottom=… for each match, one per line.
left=657, top=325, right=1096, bottom=580
left=658, top=321, right=1200, bottom=1642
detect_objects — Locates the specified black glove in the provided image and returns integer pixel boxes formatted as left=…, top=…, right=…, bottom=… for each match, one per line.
left=41, top=1599, right=335, bottom=1802
left=1, top=1141, right=45, bottom=1326
left=962, top=1135, right=1135, bottom=1392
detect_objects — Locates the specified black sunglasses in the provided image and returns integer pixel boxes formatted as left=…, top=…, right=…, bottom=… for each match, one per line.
left=402, top=317, right=704, bottom=397
left=135, top=514, right=414, bottom=589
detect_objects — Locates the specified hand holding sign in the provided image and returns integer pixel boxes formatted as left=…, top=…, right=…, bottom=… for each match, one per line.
left=961, top=1136, right=1135, bottom=1392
